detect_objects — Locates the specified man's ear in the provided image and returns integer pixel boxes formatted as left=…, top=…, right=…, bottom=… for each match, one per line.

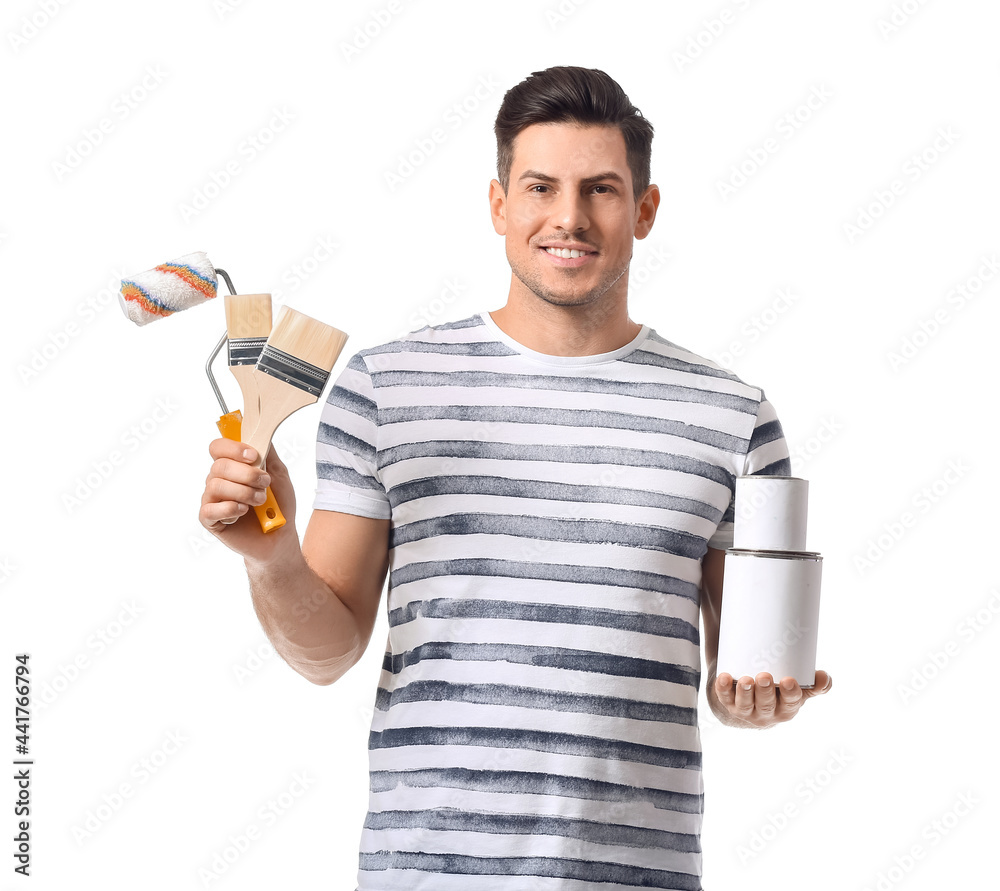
left=634, top=184, right=660, bottom=240
left=489, top=179, right=507, bottom=235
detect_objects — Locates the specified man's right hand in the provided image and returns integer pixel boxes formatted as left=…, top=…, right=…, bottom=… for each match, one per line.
left=199, top=438, right=298, bottom=563
left=199, top=436, right=389, bottom=685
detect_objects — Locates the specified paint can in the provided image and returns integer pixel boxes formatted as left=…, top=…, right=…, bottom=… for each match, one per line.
left=734, top=475, right=809, bottom=551
left=716, top=548, right=823, bottom=687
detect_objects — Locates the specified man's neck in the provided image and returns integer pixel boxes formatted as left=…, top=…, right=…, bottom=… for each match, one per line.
left=489, top=290, right=641, bottom=358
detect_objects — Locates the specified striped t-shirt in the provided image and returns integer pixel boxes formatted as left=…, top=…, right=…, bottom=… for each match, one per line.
left=313, top=312, right=791, bottom=891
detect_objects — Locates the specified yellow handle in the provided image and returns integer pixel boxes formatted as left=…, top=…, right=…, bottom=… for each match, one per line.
left=217, top=410, right=286, bottom=533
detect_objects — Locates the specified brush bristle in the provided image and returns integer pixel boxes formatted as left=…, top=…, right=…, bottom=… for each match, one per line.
left=225, top=294, right=272, bottom=338
left=266, top=307, right=349, bottom=372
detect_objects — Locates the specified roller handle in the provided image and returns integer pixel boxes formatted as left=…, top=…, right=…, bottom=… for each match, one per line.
left=216, top=410, right=286, bottom=533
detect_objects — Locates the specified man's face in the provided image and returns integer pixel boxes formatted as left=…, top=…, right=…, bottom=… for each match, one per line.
left=490, top=122, right=657, bottom=310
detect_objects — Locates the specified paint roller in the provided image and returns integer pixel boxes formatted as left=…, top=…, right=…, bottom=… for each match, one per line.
left=118, top=251, right=287, bottom=532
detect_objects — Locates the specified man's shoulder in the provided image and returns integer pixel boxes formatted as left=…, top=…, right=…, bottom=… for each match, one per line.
left=360, top=313, right=488, bottom=352
left=635, top=328, right=764, bottom=401
left=350, top=313, right=514, bottom=367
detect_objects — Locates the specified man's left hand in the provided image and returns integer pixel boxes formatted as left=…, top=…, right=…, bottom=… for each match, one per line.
left=714, top=670, right=832, bottom=728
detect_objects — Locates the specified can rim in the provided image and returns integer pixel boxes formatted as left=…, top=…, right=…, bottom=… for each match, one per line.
left=725, top=548, right=823, bottom=560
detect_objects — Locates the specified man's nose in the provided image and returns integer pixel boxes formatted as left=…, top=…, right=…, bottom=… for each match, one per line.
left=549, top=191, right=590, bottom=232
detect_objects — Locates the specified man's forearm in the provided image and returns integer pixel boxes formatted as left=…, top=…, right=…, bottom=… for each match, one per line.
left=244, top=541, right=365, bottom=685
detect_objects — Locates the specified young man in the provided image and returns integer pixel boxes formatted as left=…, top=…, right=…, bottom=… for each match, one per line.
left=201, top=67, right=831, bottom=891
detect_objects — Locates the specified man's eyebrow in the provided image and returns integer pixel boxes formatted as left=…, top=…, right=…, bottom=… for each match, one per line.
left=516, top=169, right=627, bottom=186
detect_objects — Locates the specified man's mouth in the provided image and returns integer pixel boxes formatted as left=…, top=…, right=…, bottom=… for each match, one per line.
left=543, top=246, right=596, bottom=259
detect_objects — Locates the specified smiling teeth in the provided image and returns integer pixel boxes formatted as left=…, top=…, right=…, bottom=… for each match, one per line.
left=546, top=247, right=588, bottom=258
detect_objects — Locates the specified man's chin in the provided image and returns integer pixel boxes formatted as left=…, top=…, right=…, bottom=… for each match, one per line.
left=529, top=287, right=602, bottom=308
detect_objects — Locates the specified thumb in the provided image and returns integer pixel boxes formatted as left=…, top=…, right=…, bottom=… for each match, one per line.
left=802, top=671, right=832, bottom=700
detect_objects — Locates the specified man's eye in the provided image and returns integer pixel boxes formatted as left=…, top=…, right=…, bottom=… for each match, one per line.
left=530, top=184, right=549, bottom=193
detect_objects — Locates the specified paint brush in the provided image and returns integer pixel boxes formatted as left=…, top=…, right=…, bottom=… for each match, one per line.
left=244, top=306, right=349, bottom=471
left=224, top=293, right=271, bottom=443
left=223, top=293, right=285, bottom=532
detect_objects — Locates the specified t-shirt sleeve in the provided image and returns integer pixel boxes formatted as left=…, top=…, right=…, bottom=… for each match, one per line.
left=707, top=392, right=792, bottom=550
left=312, top=353, right=391, bottom=519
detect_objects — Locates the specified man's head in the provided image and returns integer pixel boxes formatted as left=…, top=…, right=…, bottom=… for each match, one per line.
left=494, top=66, right=654, bottom=202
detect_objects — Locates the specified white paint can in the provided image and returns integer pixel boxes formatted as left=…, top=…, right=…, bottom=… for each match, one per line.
left=716, top=548, right=823, bottom=687
left=734, top=475, right=809, bottom=551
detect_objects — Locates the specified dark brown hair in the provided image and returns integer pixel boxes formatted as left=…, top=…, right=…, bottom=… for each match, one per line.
left=494, top=66, right=654, bottom=201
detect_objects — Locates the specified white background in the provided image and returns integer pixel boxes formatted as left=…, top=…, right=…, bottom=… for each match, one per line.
left=2, top=0, right=998, bottom=888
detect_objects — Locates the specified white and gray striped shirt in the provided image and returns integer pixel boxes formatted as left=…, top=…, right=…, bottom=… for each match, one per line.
left=314, top=312, right=790, bottom=891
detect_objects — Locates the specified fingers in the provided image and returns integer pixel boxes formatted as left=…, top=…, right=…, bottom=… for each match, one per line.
left=206, top=440, right=270, bottom=489
left=203, top=476, right=271, bottom=510
left=716, top=673, right=758, bottom=721
left=774, top=677, right=803, bottom=719
left=715, top=672, right=737, bottom=710
left=200, top=499, right=248, bottom=529
left=715, top=672, right=823, bottom=726
left=201, top=438, right=272, bottom=531
left=205, top=458, right=271, bottom=492
left=754, top=673, right=777, bottom=719
left=209, top=437, right=261, bottom=464
left=715, top=673, right=756, bottom=722
left=727, top=674, right=791, bottom=724
left=209, top=438, right=288, bottom=487
left=733, top=676, right=756, bottom=716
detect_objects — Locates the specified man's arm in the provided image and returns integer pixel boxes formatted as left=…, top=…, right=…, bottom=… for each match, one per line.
left=700, top=546, right=832, bottom=728
left=700, top=546, right=756, bottom=728
left=200, top=438, right=389, bottom=686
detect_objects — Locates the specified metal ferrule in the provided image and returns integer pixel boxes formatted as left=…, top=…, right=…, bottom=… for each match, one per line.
left=256, top=346, right=328, bottom=397
left=228, top=337, right=267, bottom=366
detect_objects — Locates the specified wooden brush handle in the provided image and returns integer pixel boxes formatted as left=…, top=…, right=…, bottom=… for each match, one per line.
left=230, top=365, right=261, bottom=453
left=216, top=410, right=286, bottom=533
left=244, top=374, right=318, bottom=471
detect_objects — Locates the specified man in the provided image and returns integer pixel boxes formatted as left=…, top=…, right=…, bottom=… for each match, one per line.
left=200, top=66, right=831, bottom=891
